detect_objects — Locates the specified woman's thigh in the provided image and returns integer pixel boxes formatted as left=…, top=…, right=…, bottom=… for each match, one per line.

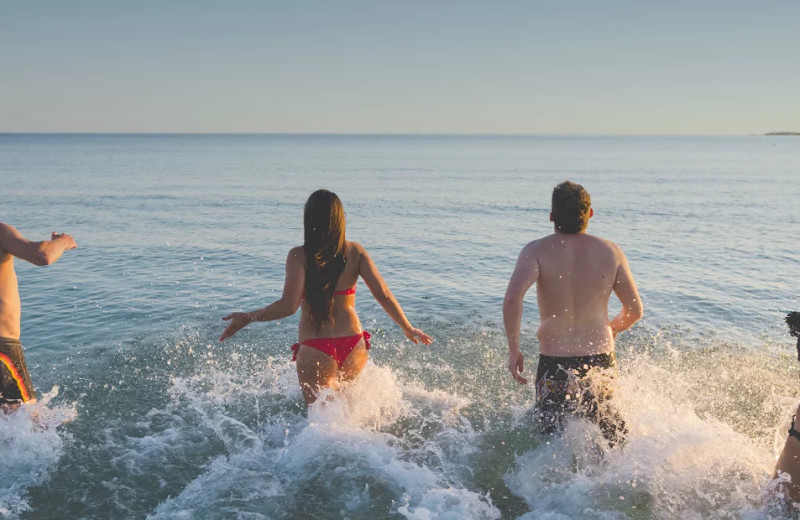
left=339, top=340, right=368, bottom=381
left=295, top=344, right=339, bottom=403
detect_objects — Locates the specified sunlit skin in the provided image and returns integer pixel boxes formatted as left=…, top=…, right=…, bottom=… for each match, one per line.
left=774, top=316, right=800, bottom=504
left=0, top=222, right=77, bottom=409
left=503, top=208, right=643, bottom=384
left=775, top=401, right=800, bottom=503
left=220, top=241, right=432, bottom=404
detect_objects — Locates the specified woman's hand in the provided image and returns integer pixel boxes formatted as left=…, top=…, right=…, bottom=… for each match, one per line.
left=219, top=312, right=253, bottom=342
left=404, top=327, right=433, bottom=345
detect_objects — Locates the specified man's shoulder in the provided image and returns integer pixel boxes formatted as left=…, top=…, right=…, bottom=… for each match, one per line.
left=532, top=233, right=625, bottom=256
left=526, top=233, right=558, bottom=246
left=524, top=233, right=562, bottom=249
left=519, top=236, right=545, bottom=255
left=584, top=233, right=623, bottom=251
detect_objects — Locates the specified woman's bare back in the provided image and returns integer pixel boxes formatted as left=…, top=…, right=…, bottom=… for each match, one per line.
left=298, top=241, right=364, bottom=342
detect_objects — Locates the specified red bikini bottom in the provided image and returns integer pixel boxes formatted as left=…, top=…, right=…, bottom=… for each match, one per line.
left=291, top=331, right=371, bottom=366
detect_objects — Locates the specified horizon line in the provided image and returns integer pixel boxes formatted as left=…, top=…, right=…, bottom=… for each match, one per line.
left=0, top=131, right=785, bottom=137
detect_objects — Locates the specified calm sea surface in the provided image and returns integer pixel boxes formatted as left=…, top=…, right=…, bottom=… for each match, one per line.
left=0, top=134, right=798, bottom=519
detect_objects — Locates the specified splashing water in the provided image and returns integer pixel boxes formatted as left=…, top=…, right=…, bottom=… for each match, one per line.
left=3, top=328, right=800, bottom=519
left=0, top=387, right=76, bottom=518
left=150, top=361, right=500, bottom=520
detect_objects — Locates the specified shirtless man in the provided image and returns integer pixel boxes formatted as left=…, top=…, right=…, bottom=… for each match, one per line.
left=0, top=221, right=76, bottom=409
left=503, top=181, right=642, bottom=445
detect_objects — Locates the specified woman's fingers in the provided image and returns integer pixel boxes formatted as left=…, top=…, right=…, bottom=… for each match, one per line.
left=410, top=329, right=433, bottom=345
left=220, top=313, right=245, bottom=341
left=220, top=323, right=238, bottom=342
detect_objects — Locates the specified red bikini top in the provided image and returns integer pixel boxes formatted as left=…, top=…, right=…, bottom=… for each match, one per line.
left=302, top=286, right=356, bottom=299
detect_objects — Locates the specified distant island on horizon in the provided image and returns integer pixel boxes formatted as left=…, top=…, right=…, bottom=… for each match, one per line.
left=765, top=132, right=800, bottom=136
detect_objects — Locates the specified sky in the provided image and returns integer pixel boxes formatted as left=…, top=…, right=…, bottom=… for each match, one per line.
left=1, top=0, right=798, bottom=134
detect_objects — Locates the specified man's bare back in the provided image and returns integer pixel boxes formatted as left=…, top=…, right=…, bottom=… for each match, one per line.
left=0, top=221, right=76, bottom=406
left=503, top=184, right=642, bottom=383
left=502, top=181, right=641, bottom=445
left=516, top=232, right=640, bottom=357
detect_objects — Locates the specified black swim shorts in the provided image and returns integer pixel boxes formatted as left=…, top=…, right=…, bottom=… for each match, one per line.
left=0, top=337, right=36, bottom=405
left=535, top=352, right=627, bottom=446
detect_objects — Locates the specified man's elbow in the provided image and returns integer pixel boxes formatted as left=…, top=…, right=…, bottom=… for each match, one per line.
left=629, top=303, right=643, bottom=322
left=31, top=250, right=53, bottom=266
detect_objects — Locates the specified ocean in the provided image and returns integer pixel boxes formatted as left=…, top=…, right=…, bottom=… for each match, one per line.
left=0, top=134, right=798, bottom=519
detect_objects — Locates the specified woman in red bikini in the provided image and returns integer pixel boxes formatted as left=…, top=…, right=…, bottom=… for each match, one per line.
left=219, top=189, right=432, bottom=403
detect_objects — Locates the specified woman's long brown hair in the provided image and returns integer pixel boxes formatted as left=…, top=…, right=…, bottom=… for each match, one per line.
left=303, top=189, right=347, bottom=332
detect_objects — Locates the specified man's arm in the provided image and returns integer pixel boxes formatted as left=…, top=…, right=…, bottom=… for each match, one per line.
left=503, top=242, right=540, bottom=384
left=609, top=247, right=643, bottom=337
left=0, top=223, right=77, bottom=266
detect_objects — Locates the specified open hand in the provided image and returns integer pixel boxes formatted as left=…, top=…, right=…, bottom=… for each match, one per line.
left=404, top=327, right=433, bottom=345
left=508, top=350, right=527, bottom=385
left=52, top=232, right=77, bottom=250
left=220, top=312, right=252, bottom=342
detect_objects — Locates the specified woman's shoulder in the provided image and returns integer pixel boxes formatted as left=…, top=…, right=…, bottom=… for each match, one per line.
left=345, top=241, right=368, bottom=266
left=288, top=246, right=305, bottom=263
left=346, top=240, right=366, bottom=254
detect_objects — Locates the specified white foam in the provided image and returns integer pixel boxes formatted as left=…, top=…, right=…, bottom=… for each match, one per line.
left=0, top=387, right=75, bottom=518
left=505, top=355, right=781, bottom=518
left=140, top=335, right=800, bottom=518
left=152, top=361, right=499, bottom=519
left=398, top=488, right=500, bottom=520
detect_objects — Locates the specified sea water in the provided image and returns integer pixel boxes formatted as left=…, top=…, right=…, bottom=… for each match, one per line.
left=0, top=134, right=798, bottom=519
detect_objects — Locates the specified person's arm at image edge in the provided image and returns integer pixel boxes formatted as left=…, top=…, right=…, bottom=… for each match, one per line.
left=0, top=223, right=76, bottom=266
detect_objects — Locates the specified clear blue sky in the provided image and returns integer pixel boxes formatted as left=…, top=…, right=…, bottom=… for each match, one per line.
left=1, top=0, right=798, bottom=134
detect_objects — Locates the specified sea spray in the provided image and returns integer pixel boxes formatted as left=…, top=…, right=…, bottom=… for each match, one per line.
left=0, top=387, right=76, bottom=518
left=8, top=325, right=799, bottom=519
left=152, top=360, right=499, bottom=519
left=503, top=347, right=793, bottom=519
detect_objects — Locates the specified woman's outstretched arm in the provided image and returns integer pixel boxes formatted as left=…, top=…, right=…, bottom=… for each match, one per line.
left=220, top=247, right=305, bottom=341
left=356, top=243, right=432, bottom=345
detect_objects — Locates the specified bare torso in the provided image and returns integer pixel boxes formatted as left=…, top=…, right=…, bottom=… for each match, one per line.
left=0, top=251, right=21, bottom=339
left=532, top=233, right=622, bottom=357
left=297, top=241, right=364, bottom=343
